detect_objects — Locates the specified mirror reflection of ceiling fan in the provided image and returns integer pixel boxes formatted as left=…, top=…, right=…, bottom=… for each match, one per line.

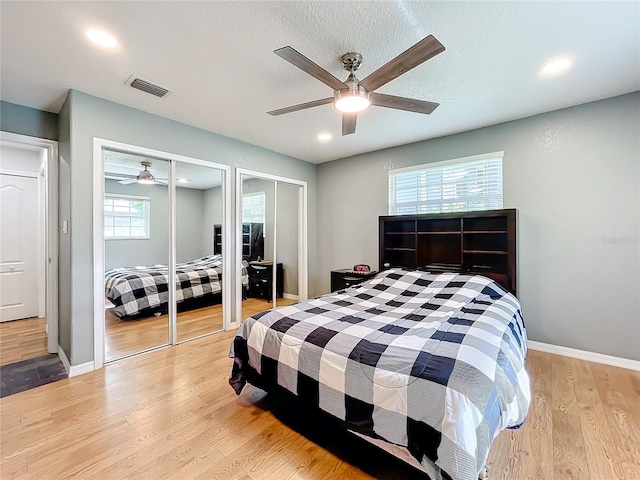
left=268, top=35, right=445, bottom=135
left=105, top=161, right=169, bottom=186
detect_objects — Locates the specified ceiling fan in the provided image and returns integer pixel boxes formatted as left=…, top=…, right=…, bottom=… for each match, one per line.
left=267, top=35, right=445, bottom=135
left=105, top=161, right=168, bottom=186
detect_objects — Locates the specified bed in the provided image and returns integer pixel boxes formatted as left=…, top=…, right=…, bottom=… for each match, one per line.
left=105, top=254, right=246, bottom=318
left=229, top=268, right=530, bottom=480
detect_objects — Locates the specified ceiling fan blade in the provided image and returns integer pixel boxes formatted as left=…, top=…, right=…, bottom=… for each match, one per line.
left=118, top=178, right=138, bottom=185
left=342, top=113, right=357, bottom=136
left=267, top=97, right=333, bottom=116
left=359, top=35, right=445, bottom=92
left=370, top=93, right=439, bottom=114
left=274, top=46, right=348, bottom=90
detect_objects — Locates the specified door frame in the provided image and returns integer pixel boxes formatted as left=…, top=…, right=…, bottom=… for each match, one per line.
left=92, top=138, right=231, bottom=369
left=234, top=168, right=308, bottom=328
left=0, top=131, right=59, bottom=353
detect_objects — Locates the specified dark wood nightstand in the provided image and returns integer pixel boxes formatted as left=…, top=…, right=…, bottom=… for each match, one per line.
left=248, top=261, right=283, bottom=302
left=330, top=269, right=377, bottom=292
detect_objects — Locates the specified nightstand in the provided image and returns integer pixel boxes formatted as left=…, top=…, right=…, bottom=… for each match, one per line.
left=330, top=269, right=377, bottom=292
left=248, top=261, right=283, bottom=302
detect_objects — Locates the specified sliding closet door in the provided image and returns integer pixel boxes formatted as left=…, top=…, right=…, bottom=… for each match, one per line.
left=103, top=152, right=170, bottom=361
left=240, top=174, right=275, bottom=322
left=274, top=182, right=300, bottom=308
left=175, top=163, right=226, bottom=342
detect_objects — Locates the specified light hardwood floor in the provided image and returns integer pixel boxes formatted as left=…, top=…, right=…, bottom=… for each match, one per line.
left=0, top=317, right=48, bottom=366
left=105, top=298, right=295, bottom=361
left=1, top=331, right=639, bottom=479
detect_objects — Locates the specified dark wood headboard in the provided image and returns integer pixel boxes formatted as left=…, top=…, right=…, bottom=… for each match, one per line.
left=379, top=209, right=517, bottom=296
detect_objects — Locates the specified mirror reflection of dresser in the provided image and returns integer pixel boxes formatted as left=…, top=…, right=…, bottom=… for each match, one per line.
left=248, top=261, right=283, bottom=302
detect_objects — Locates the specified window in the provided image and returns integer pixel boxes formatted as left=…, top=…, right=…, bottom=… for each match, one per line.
left=104, top=194, right=150, bottom=239
left=388, top=152, right=503, bottom=215
left=242, top=191, right=266, bottom=224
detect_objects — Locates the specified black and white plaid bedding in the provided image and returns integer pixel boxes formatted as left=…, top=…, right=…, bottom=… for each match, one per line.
left=229, top=268, right=530, bottom=480
left=105, top=255, right=247, bottom=318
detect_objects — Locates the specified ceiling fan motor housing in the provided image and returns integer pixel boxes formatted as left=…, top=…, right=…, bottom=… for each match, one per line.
left=341, top=52, right=364, bottom=73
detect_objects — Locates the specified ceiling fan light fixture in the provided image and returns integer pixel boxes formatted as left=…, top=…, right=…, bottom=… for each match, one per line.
left=334, top=89, right=371, bottom=113
left=540, top=56, right=572, bottom=76
left=136, top=161, right=155, bottom=184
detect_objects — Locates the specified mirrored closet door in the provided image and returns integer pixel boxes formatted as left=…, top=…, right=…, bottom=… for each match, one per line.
left=175, top=162, right=226, bottom=342
left=275, top=182, right=300, bottom=308
left=98, top=142, right=230, bottom=365
left=103, top=151, right=171, bottom=362
left=238, top=170, right=307, bottom=324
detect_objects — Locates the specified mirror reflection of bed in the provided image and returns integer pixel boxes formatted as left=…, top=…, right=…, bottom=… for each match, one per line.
left=240, top=175, right=300, bottom=323
left=103, top=151, right=227, bottom=362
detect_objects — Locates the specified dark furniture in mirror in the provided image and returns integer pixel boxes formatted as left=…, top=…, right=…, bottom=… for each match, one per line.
left=248, top=262, right=283, bottom=302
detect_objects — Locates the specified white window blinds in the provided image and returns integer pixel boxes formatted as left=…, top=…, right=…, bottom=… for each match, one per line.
left=388, top=153, right=503, bottom=215
left=104, top=194, right=150, bottom=239
left=242, top=191, right=266, bottom=224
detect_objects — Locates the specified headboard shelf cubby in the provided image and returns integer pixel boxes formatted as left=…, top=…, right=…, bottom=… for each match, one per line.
left=379, top=209, right=517, bottom=296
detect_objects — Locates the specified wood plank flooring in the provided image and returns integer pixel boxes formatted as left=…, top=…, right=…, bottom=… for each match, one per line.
left=1, top=331, right=639, bottom=479
left=105, top=298, right=295, bottom=361
left=0, top=318, right=48, bottom=366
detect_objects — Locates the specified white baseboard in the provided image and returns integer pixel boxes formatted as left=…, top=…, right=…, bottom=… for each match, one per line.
left=283, top=293, right=299, bottom=301
left=528, top=340, right=640, bottom=371
left=57, top=345, right=95, bottom=377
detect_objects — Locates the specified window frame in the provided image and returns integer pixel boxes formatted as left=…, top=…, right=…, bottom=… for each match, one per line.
left=104, top=193, right=151, bottom=240
left=388, top=151, right=504, bottom=216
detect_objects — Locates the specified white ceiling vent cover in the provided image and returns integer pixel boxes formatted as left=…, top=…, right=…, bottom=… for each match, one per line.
left=125, top=75, right=170, bottom=98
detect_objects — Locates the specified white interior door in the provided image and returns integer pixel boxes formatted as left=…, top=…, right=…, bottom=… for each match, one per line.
left=0, top=174, right=39, bottom=322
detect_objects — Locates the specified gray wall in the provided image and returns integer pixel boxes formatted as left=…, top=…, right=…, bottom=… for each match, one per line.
left=317, top=92, right=640, bottom=361
left=62, top=90, right=317, bottom=366
left=104, top=180, right=207, bottom=269
left=1, top=100, right=58, bottom=141
left=57, top=95, right=72, bottom=359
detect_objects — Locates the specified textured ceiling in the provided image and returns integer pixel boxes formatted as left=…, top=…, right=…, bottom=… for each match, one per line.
left=1, top=1, right=638, bottom=164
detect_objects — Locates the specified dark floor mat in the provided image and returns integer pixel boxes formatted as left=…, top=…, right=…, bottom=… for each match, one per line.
left=0, top=354, right=68, bottom=398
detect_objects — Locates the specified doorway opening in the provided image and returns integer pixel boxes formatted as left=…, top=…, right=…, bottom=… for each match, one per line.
left=0, top=131, right=60, bottom=393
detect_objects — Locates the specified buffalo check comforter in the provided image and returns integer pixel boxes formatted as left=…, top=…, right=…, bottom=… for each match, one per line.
left=229, top=268, right=530, bottom=480
left=106, top=255, right=244, bottom=318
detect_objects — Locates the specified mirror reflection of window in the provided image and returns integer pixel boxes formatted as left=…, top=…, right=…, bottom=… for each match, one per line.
left=242, top=191, right=266, bottom=225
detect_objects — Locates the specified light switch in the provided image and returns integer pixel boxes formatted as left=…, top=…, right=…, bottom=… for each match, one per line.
left=63, top=220, right=68, bottom=234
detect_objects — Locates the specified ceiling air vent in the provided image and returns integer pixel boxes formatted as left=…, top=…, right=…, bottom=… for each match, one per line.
left=125, top=75, right=170, bottom=98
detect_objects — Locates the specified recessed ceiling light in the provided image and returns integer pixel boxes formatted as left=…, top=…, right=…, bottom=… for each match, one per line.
left=86, top=28, right=118, bottom=49
left=317, top=133, right=332, bottom=142
left=177, top=178, right=190, bottom=183
left=540, top=57, right=572, bottom=76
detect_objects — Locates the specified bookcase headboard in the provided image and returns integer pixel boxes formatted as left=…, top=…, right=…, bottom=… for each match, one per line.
left=379, top=209, right=517, bottom=296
